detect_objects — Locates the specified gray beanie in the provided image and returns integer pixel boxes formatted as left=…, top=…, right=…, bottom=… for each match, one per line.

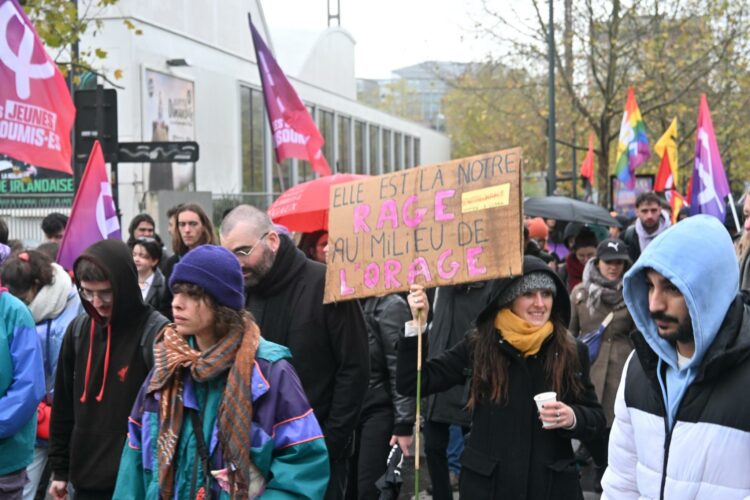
left=497, top=272, right=557, bottom=307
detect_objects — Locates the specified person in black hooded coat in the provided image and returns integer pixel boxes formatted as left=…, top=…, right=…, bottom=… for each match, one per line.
left=48, top=240, right=167, bottom=499
left=397, top=256, right=605, bottom=500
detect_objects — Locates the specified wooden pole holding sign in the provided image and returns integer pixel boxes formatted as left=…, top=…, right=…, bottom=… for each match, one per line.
left=325, top=148, right=525, bottom=497
left=415, top=309, right=424, bottom=496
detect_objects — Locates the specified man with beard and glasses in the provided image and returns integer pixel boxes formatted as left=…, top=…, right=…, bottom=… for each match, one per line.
left=220, top=205, right=369, bottom=500
left=603, top=215, right=750, bottom=499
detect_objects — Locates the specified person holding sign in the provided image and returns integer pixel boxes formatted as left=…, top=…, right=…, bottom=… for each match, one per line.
left=397, top=256, right=605, bottom=499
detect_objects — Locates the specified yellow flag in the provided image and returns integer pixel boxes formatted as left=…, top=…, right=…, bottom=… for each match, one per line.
left=654, top=118, right=678, bottom=183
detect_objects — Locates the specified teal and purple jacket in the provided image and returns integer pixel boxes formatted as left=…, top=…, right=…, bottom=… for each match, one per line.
left=0, top=289, right=46, bottom=475
left=113, top=338, right=329, bottom=499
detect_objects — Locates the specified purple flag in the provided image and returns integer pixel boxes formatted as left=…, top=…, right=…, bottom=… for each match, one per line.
left=689, top=94, right=730, bottom=221
left=248, top=16, right=332, bottom=176
left=57, top=140, right=120, bottom=270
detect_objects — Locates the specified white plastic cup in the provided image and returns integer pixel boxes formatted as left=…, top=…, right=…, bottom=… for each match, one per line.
left=534, top=392, right=557, bottom=428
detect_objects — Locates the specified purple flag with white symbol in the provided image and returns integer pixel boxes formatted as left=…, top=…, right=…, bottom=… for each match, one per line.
left=57, top=140, right=120, bottom=270
left=689, top=94, right=730, bottom=221
left=248, top=15, right=331, bottom=176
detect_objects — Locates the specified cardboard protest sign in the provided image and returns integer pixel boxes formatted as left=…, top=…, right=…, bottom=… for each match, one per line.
left=324, top=148, right=524, bottom=303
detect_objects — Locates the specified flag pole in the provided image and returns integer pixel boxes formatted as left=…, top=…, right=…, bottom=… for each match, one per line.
left=414, top=310, right=423, bottom=498
left=728, top=192, right=741, bottom=234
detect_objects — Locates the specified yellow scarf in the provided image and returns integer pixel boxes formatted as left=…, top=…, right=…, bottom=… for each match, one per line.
left=494, top=308, right=554, bottom=357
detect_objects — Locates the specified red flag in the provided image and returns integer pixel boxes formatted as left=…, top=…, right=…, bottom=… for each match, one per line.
left=57, top=141, right=120, bottom=270
left=0, top=0, right=75, bottom=174
left=580, top=133, right=594, bottom=181
left=654, top=149, right=675, bottom=199
left=248, top=16, right=332, bottom=176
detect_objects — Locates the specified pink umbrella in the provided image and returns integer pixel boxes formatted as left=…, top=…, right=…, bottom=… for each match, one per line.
left=267, top=173, right=368, bottom=232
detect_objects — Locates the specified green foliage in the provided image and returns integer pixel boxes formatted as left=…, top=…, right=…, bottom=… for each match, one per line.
left=465, top=0, right=750, bottom=201
left=22, top=0, right=141, bottom=84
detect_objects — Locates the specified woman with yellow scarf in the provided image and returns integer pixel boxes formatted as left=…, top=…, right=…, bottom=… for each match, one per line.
left=397, top=256, right=605, bottom=500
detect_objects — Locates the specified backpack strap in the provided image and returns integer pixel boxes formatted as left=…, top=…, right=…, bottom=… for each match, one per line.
left=70, top=313, right=90, bottom=358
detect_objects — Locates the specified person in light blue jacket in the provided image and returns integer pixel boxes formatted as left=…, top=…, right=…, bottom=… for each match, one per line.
left=0, top=286, right=46, bottom=499
left=2, top=250, right=82, bottom=499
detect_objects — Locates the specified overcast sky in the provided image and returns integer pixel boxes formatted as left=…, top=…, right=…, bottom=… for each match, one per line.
left=261, top=0, right=498, bottom=79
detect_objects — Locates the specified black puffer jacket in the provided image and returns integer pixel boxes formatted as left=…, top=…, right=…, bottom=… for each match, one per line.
left=397, top=256, right=605, bottom=499
left=361, top=294, right=414, bottom=435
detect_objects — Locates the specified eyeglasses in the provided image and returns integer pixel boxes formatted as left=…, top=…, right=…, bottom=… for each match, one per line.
left=79, top=287, right=114, bottom=303
left=233, top=232, right=269, bottom=258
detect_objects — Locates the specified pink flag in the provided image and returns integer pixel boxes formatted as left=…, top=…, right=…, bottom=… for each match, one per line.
left=57, top=141, right=120, bottom=270
left=689, top=94, right=730, bottom=221
left=0, top=0, right=75, bottom=174
left=248, top=16, right=332, bottom=176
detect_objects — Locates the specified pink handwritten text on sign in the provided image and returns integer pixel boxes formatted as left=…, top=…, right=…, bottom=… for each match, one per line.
left=324, top=148, right=524, bottom=303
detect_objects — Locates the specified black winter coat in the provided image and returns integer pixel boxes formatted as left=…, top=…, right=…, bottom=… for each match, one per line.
left=425, top=282, right=495, bottom=427
left=397, top=334, right=604, bottom=499
left=245, top=235, right=370, bottom=461
left=361, top=294, right=415, bottom=435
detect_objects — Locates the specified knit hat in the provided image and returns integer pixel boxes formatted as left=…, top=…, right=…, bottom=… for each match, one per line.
left=169, top=245, right=244, bottom=310
left=496, top=271, right=557, bottom=308
left=527, top=217, right=549, bottom=240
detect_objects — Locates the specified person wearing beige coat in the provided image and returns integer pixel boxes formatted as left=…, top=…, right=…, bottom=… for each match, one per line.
left=569, top=238, right=635, bottom=489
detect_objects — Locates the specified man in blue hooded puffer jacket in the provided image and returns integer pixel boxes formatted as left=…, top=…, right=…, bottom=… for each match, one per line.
left=603, top=215, right=750, bottom=499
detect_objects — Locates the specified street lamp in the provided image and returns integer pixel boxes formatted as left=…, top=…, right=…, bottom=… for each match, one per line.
left=547, top=0, right=556, bottom=196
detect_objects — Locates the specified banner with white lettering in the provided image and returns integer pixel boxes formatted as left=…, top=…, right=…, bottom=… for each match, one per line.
left=0, top=0, right=75, bottom=174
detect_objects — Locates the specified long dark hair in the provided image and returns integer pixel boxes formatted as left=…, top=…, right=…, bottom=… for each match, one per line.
left=467, top=306, right=583, bottom=409
left=173, top=204, right=215, bottom=255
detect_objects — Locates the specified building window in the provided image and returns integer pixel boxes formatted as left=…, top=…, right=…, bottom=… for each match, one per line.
left=369, top=124, right=380, bottom=175
left=298, top=105, right=315, bottom=182
left=394, top=132, right=403, bottom=170
left=241, top=86, right=265, bottom=193
left=274, top=160, right=293, bottom=194
left=338, top=115, right=351, bottom=173
left=415, top=138, right=421, bottom=166
left=405, top=135, right=413, bottom=168
left=383, top=129, right=392, bottom=172
left=319, top=109, right=335, bottom=172
left=355, top=120, right=366, bottom=174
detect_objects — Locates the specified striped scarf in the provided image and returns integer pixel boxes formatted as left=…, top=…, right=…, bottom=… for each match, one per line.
left=149, top=319, right=260, bottom=499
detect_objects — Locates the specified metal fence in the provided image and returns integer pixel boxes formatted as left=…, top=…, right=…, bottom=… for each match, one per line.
left=0, top=208, right=71, bottom=247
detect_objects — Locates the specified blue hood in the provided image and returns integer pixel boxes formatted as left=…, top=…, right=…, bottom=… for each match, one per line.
left=623, top=215, right=738, bottom=426
left=624, top=215, right=738, bottom=368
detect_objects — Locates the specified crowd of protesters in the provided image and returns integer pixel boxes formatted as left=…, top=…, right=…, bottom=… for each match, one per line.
left=1, top=188, right=750, bottom=499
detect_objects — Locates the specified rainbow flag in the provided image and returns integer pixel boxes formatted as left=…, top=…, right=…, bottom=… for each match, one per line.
left=615, top=87, right=651, bottom=187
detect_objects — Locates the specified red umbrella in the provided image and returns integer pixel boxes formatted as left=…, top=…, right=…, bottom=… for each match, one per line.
left=267, top=173, right=368, bottom=232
